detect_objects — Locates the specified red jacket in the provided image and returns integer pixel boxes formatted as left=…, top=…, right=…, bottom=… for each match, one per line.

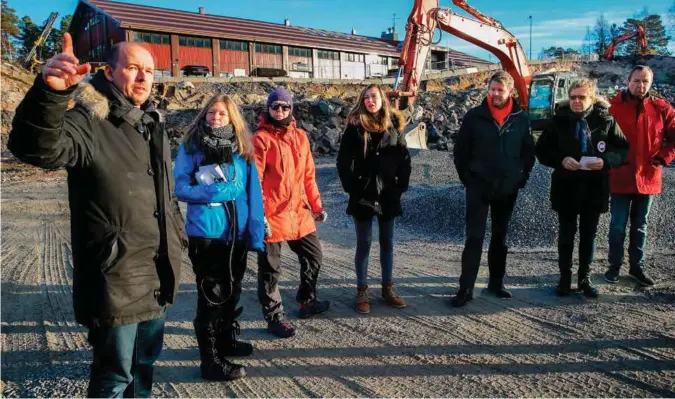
left=253, top=116, right=323, bottom=243
left=608, top=91, right=675, bottom=194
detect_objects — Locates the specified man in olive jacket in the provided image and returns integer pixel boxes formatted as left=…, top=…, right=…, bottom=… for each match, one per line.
left=8, top=35, right=187, bottom=397
left=452, top=71, right=535, bottom=307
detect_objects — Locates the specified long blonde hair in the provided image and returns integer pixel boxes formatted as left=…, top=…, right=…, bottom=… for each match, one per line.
left=183, top=94, right=254, bottom=161
left=346, top=84, right=393, bottom=157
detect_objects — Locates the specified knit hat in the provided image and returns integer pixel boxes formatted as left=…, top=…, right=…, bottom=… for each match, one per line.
left=267, top=87, right=294, bottom=110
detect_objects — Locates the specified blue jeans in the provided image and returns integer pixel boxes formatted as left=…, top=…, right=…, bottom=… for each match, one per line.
left=87, top=315, right=166, bottom=398
left=354, top=216, right=395, bottom=287
left=608, top=194, right=653, bottom=269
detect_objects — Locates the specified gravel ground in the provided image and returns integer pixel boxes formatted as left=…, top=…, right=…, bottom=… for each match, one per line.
left=3, top=154, right=674, bottom=398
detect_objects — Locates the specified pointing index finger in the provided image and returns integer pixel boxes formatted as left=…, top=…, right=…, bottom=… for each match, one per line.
left=62, top=32, right=74, bottom=56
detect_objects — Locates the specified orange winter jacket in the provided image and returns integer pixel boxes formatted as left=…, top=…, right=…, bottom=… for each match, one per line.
left=253, top=116, right=323, bottom=243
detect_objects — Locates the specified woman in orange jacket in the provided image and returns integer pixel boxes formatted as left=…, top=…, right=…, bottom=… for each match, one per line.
left=253, top=87, right=330, bottom=338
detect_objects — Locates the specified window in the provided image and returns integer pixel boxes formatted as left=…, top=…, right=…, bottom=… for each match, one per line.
left=85, top=14, right=100, bottom=31
left=345, top=53, right=364, bottom=63
left=318, top=50, right=339, bottom=60
left=220, top=40, right=248, bottom=51
left=255, top=43, right=281, bottom=54
left=134, top=32, right=170, bottom=45
left=288, top=46, right=311, bottom=57
left=378, top=56, right=388, bottom=65
left=178, top=36, right=211, bottom=48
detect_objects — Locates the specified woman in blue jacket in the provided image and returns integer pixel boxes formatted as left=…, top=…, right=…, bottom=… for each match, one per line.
left=174, top=94, right=265, bottom=382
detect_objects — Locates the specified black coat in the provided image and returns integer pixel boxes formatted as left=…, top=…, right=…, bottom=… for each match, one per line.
left=336, top=112, right=411, bottom=220
left=453, top=98, right=535, bottom=197
left=8, top=72, right=187, bottom=327
left=535, top=100, right=629, bottom=214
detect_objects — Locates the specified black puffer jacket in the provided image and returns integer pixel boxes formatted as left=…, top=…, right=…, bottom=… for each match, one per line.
left=8, top=71, right=187, bottom=327
left=336, top=111, right=411, bottom=220
left=453, top=98, right=535, bottom=197
left=535, top=100, right=629, bottom=214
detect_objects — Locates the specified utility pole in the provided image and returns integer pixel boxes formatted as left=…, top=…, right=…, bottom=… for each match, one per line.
left=529, top=15, right=533, bottom=60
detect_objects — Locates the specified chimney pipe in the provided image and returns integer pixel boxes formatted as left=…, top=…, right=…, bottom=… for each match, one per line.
left=198, top=7, right=205, bottom=14
left=351, top=27, right=356, bottom=35
left=284, top=19, right=290, bottom=26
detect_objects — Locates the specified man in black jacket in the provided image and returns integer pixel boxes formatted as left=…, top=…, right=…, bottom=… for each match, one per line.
left=452, top=71, right=535, bottom=307
left=8, top=34, right=187, bottom=397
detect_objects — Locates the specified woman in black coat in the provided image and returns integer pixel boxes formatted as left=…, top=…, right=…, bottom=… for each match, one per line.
left=336, top=84, right=411, bottom=314
left=536, top=79, right=629, bottom=298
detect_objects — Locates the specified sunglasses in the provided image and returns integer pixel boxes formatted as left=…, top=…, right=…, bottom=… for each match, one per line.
left=570, top=95, right=589, bottom=101
left=271, top=103, right=291, bottom=111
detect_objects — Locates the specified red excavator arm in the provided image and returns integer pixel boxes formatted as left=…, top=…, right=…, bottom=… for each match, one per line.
left=604, top=25, right=647, bottom=60
left=392, top=0, right=532, bottom=110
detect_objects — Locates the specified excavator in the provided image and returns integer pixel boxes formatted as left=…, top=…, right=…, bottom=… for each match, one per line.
left=392, top=0, right=575, bottom=149
left=23, top=12, right=59, bottom=74
left=604, top=23, right=648, bottom=60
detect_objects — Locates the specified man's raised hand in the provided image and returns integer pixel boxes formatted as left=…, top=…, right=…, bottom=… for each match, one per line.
left=42, top=33, right=91, bottom=91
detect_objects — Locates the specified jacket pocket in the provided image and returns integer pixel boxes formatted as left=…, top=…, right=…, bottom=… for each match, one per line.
left=100, top=236, right=120, bottom=274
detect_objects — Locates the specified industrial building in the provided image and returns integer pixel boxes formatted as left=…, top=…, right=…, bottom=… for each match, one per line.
left=69, top=0, right=492, bottom=79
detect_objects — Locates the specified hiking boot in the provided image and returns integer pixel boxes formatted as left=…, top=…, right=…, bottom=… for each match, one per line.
left=355, top=285, right=370, bottom=314
left=487, top=281, right=512, bottom=299
left=298, top=299, right=331, bottom=319
left=218, top=321, right=253, bottom=357
left=629, top=266, right=655, bottom=287
left=604, top=266, right=621, bottom=284
left=578, top=278, right=599, bottom=298
left=267, top=315, right=296, bottom=339
left=556, top=272, right=573, bottom=297
left=194, top=321, right=246, bottom=381
left=451, top=289, right=473, bottom=307
left=382, top=282, right=407, bottom=308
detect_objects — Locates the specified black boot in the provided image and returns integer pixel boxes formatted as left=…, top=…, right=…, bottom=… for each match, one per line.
left=577, top=265, right=599, bottom=298
left=217, top=308, right=253, bottom=357
left=487, top=279, right=512, bottom=299
left=556, top=264, right=573, bottom=296
left=451, top=289, right=473, bottom=307
left=194, top=321, right=246, bottom=381
left=629, top=265, right=655, bottom=287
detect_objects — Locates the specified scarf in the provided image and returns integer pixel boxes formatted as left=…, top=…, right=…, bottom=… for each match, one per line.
left=198, top=121, right=237, bottom=165
left=266, top=112, right=293, bottom=127
left=571, top=105, right=594, bottom=155
left=487, top=96, right=513, bottom=127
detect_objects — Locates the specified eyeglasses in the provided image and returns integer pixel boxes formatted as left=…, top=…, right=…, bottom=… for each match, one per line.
left=570, top=95, right=589, bottom=101
left=271, top=102, right=291, bottom=111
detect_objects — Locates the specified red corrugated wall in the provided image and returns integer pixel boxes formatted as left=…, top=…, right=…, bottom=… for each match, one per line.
left=254, top=53, right=282, bottom=69
left=138, top=43, right=171, bottom=70
left=179, top=47, right=213, bottom=71
left=220, top=50, right=249, bottom=75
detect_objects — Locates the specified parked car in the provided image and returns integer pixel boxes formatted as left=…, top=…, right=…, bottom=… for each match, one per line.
left=182, top=65, right=210, bottom=77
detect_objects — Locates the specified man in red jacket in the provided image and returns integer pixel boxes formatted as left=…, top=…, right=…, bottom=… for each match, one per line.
left=605, top=65, right=675, bottom=286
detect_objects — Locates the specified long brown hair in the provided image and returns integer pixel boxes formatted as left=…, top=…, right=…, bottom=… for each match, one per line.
left=346, top=84, right=394, bottom=157
left=183, top=94, right=254, bottom=161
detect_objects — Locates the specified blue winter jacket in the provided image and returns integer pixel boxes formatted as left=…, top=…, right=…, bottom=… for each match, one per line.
left=173, top=143, right=265, bottom=252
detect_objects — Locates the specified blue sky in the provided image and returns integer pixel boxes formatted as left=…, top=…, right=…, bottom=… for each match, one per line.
left=9, top=0, right=674, bottom=60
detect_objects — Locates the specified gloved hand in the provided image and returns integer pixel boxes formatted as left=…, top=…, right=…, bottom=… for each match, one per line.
left=206, top=181, right=244, bottom=203
left=314, top=210, right=328, bottom=223
left=263, top=217, right=272, bottom=238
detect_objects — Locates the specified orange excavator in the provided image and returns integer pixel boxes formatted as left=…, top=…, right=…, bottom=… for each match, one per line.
left=604, top=24, right=647, bottom=60
left=392, top=0, right=575, bottom=148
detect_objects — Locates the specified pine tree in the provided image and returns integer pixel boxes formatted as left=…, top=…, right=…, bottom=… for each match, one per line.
left=621, top=14, right=670, bottom=56
left=1, top=0, right=20, bottom=62
left=593, top=14, right=611, bottom=57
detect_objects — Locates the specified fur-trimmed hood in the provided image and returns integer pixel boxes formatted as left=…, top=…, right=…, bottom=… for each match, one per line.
left=73, top=80, right=110, bottom=120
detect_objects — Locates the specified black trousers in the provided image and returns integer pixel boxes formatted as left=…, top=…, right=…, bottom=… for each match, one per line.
left=188, top=237, right=248, bottom=326
left=557, top=211, right=601, bottom=275
left=257, top=232, right=323, bottom=321
left=459, top=187, right=518, bottom=292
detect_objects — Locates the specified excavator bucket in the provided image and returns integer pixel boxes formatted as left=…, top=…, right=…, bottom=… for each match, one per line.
left=403, top=122, right=428, bottom=150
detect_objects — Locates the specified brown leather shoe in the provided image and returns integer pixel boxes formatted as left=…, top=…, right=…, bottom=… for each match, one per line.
left=382, top=282, right=407, bottom=308
left=355, top=285, right=370, bottom=314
